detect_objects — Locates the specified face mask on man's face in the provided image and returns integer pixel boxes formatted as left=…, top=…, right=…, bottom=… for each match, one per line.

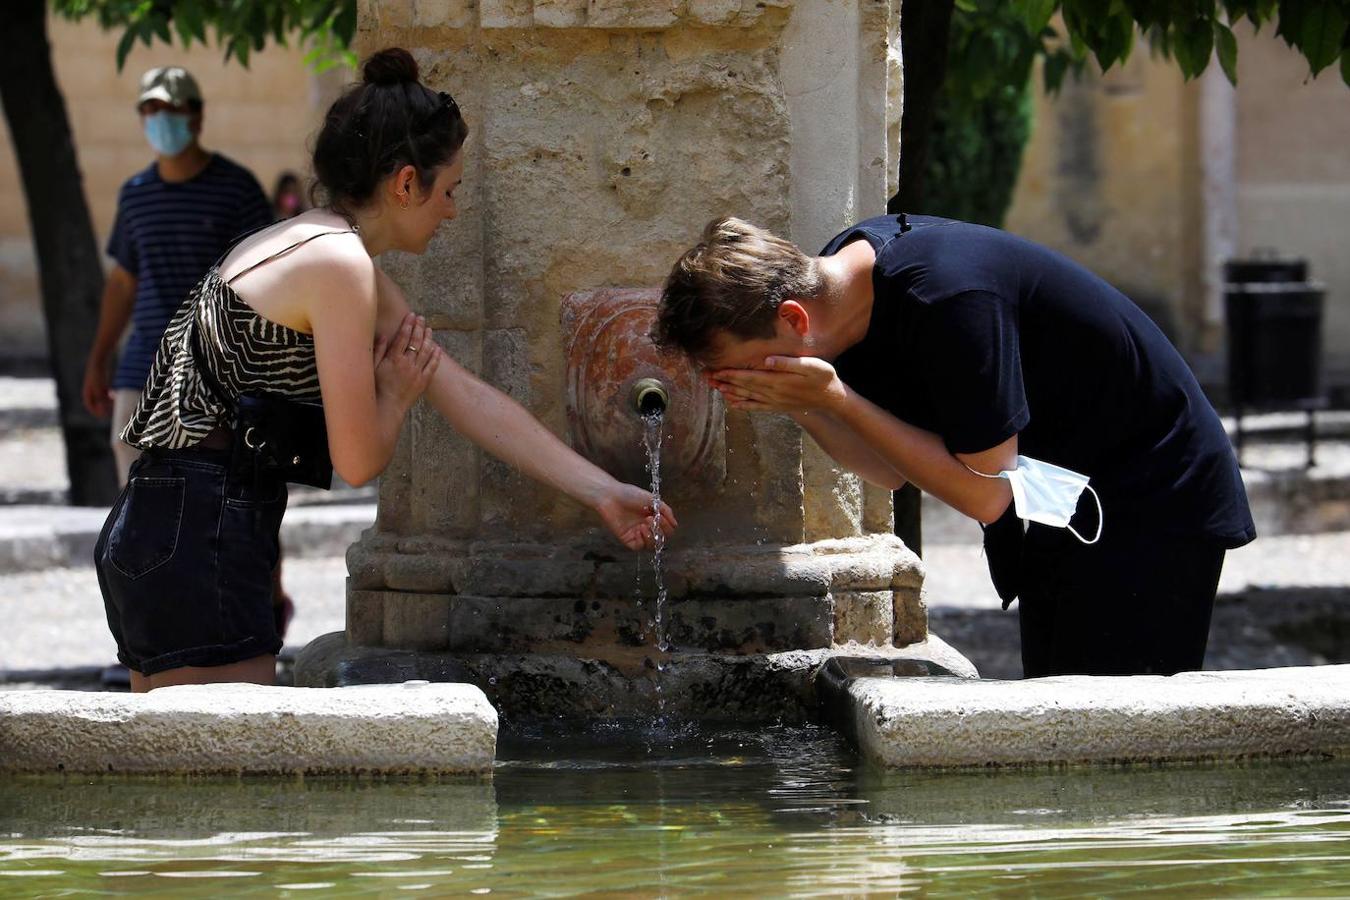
left=144, top=111, right=193, bottom=157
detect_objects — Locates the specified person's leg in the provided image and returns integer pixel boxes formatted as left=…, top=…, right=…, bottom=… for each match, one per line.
left=1018, top=527, right=1225, bottom=676
left=1015, top=526, right=1075, bottom=678
left=105, top=450, right=284, bottom=689
left=109, top=389, right=143, bottom=489
left=129, top=669, right=152, bottom=693
left=1016, top=579, right=1059, bottom=678
left=1138, top=545, right=1224, bottom=673
left=272, top=545, right=295, bottom=640
left=145, top=655, right=276, bottom=691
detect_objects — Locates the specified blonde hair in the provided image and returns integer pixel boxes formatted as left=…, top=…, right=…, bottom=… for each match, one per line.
left=654, top=217, right=823, bottom=359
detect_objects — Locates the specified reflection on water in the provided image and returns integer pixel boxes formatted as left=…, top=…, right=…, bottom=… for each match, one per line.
left=1, top=722, right=1348, bottom=897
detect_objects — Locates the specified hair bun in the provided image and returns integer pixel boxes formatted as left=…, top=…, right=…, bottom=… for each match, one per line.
left=362, top=48, right=419, bottom=86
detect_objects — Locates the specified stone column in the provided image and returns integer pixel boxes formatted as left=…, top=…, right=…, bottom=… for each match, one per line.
left=1197, top=60, right=1238, bottom=361
left=298, top=0, right=950, bottom=717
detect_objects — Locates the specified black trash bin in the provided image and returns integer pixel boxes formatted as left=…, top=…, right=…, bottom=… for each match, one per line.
left=1224, top=256, right=1327, bottom=467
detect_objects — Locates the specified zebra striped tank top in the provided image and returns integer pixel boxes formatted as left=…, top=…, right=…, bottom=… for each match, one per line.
left=121, top=230, right=356, bottom=450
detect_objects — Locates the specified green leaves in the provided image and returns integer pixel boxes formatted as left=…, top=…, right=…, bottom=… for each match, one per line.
left=1002, top=0, right=1347, bottom=87
left=1272, top=0, right=1348, bottom=78
left=53, top=0, right=358, bottom=73
left=57, top=0, right=1348, bottom=87
left=1300, top=1, right=1348, bottom=75
left=114, top=26, right=138, bottom=71
left=173, top=0, right=208, bottom=46
left=1173, top=15, right=1216, bottom=78
left=1043, top=49, right=1073, bottom=92
left=1215, top=20, right=1240, bottom=82
left=1023, top=0, right=1058, bottom=35
left=332, top=0, right=357, bottom=47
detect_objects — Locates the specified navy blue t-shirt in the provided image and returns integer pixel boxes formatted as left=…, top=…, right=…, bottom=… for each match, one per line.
left=826, top=215, right=1254, bottom=547
left=106, top=154, right=272, bottom=390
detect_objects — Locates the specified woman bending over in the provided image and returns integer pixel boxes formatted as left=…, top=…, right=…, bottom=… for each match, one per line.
left=95, top=48, right=676, bottom=693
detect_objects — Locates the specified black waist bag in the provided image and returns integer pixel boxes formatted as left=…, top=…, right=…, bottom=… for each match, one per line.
left=234, top=392, right=332, bottom=489
left=192, top=330, right=333, bottom=489
left=981, top=503, right=1025, bottom=609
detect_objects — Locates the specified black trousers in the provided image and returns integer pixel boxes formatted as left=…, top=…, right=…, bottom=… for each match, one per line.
left=1016, top=524, right=1226, bottom=677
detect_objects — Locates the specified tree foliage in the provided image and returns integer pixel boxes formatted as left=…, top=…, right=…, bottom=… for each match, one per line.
left=925, top=0, right=1037, bottom=228
left=52, top=0, right=358, bottom=71
left=1005, top=0, right=1350, bottom=91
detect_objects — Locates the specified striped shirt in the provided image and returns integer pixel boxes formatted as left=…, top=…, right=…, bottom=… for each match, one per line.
left=106, top=153, right=272, bottom=391
left=121, top=230, right=355, bottom=451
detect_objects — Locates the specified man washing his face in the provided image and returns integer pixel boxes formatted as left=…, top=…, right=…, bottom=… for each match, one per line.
left=654, top=214, right=1254, bottom=678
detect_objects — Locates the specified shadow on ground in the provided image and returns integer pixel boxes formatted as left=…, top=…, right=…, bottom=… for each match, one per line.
left=932, top=585, right=1350, bottom=680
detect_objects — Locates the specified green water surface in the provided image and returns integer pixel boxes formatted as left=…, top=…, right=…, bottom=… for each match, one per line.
left=1, top=722, right=1347, bottom=897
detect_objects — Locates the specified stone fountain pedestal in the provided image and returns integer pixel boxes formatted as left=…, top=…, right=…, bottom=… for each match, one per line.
left=296, top=0, right=978, bottom=718
left=298, top=529, right=975, bottom=718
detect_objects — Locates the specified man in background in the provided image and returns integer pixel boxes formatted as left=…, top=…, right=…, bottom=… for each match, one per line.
left=82, top=65, right=273, bottom=480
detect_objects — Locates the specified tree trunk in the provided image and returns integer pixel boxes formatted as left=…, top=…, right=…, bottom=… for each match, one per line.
left=888, top=0, right=956, bottom=216
left=886, top=0, right=954, bottom=555
left=0, top=0, right=117, bottom=506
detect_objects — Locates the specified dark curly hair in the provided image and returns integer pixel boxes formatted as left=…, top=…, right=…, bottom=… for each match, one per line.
left=311, top=48, right=469, bottom=217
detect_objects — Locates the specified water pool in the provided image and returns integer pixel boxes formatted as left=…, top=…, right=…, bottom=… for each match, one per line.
left=1, top=723, right=1347, bottom=897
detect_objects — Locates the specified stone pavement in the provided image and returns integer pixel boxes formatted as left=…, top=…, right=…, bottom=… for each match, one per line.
left=1, top=376, right=1347, bottom=685
left=0, top=377, right=370, bottom=683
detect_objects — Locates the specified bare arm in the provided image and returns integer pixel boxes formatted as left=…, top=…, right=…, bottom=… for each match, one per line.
left=714, top=356, right=1016, bottom=524
left=788, top=409, right=907, bottom=490
left=829, top=384, right=1016, bottom=523
left=82, top=265, right=137, bottom=417
left=424, top=357, right=613, bottom=505
left=308, top=252, right=441, bottom=486
left=372, top=268, right=676, bottom=549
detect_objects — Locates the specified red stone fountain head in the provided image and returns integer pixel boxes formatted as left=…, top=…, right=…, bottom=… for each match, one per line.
left=561, top=288, right=725, bottom=486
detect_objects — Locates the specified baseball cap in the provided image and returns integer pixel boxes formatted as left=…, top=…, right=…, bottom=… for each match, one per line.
left=136, top=66, right=202, bottom=109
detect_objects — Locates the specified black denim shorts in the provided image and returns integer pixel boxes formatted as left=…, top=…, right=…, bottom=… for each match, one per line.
left=94, top=447, right=288, bottom=675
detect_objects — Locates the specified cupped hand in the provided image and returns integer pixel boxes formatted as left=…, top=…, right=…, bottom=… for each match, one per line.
left=374, top=312, right=442, bottom=410
left=708, top=355, right=846, bottom=414
left=594, top=482, right=679, bottom=551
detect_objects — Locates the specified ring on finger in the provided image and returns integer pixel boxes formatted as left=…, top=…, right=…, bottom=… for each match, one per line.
left=406, top=344, right=419, bottom=353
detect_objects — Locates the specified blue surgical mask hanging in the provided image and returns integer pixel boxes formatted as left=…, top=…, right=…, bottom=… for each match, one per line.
left=144, top=111, right=193, bottom=157
left=966, top=455, right=1103, bottom=544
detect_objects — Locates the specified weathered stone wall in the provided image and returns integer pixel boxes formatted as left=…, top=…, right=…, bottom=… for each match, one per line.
left=1005, top=52, right=1201, bottom=350
left=358, top=0, right=901, bottom=550
left=333, top=0, right=920, bottom=676
left=1233, top=26, right=1350, bottom=391
left=0, top=16, right=334, bottom=366
left=1005, top=23, right=1350, bottom=390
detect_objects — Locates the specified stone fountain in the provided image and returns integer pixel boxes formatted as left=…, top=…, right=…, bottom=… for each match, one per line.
left=296, top=0, right=975, bottom=718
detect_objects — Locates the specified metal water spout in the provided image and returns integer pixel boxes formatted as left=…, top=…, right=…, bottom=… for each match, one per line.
left=631, top=378, right=669, bottom=417
left=561, top=288, right=724, bottom=487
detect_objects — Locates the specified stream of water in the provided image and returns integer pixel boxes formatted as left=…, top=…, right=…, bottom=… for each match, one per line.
left=641, top=410, right=670, bottom=724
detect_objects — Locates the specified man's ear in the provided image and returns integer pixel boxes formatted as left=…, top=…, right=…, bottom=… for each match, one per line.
left=778, top=299, right=811, bottom=336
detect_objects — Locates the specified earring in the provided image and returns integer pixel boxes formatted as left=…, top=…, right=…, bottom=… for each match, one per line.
left=399, top=193, right=409, bottom=210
